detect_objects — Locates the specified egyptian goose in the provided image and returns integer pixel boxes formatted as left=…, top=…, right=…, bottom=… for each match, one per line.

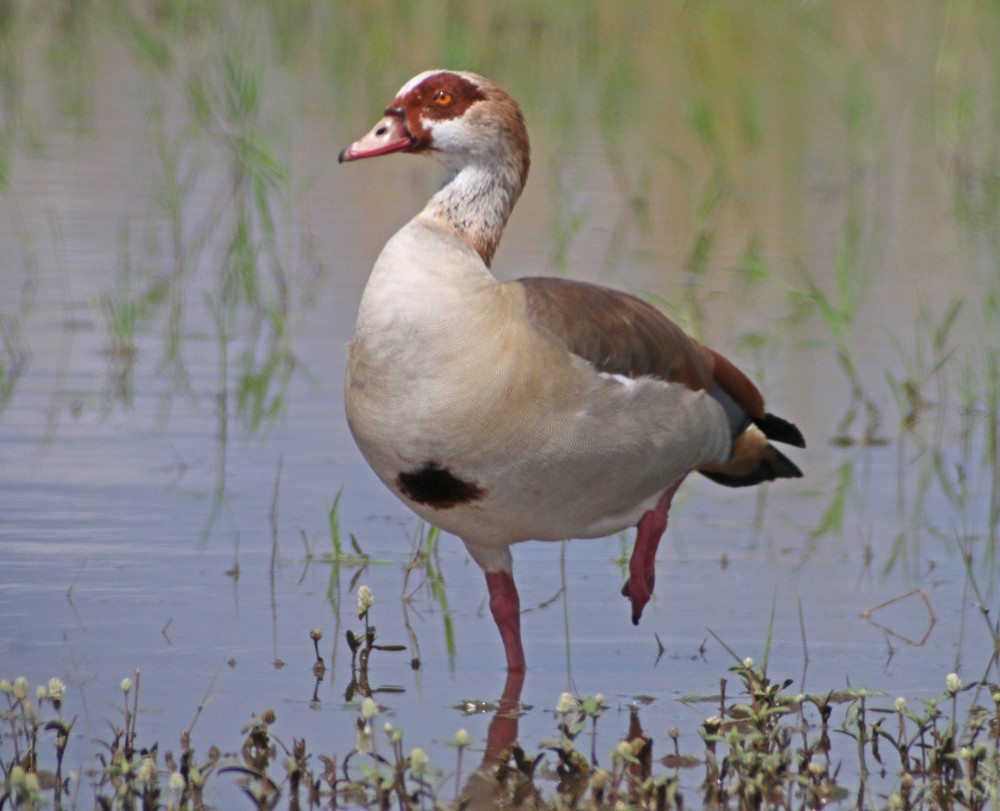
left=339, top=70, right=805, bottom=673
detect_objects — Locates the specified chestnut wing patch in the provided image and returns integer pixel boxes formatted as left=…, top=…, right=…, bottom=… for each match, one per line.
left=518, top=276, right=712, bottom=389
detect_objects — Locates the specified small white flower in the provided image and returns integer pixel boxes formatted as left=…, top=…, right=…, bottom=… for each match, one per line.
left=742, top=657, right=754, bottom=668
left=616, top=740, right=632, bottom=758
left=47, top=678, right=66, bottom=702
left=35, top=685, right=47, bottom=701
left=13, top=677, right=28, bottom=700
left=360, top=697, right=378, bottom=719
left=357, top=585, right=374, bottom=616
left=946, top=673, right=962, bottom=694
left=556, top=692, right=578, bottom=714
left=410, top=747, right=428, bottom=775
left=120, top=677, right=133, bottom=694
left=454, top=728, right=470, bottom=747
left=168, top=772, right=185, bottom=792
left=0, top=679, right=12, bottom=694
left=895, top=696, right=907, bottom=713
left=138, top=757, right=156, bottom=784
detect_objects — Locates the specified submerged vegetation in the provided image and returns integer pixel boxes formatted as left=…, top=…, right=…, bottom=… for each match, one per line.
left=2, top=1, right=1000, bottom=809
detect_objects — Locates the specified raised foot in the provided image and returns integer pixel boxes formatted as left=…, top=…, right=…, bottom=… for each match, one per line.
left=620, top=479, right=684, bottom=626
left=621, top=577, right=653, bottom=625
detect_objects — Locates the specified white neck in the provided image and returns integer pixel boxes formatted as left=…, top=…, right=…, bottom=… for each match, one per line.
left=422, top=153, right=525, bottom=267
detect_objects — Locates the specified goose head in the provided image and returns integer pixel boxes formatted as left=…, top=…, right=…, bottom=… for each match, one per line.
left=339, top=70, right=531, bottom=266
left=338, top=70, right=529, bottom=179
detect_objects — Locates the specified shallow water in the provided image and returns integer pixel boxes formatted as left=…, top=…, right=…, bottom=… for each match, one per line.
left=1, top=2, right=999, bottom=807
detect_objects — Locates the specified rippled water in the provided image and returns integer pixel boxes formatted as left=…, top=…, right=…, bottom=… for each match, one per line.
left=1, top=3, right=998, bottom=807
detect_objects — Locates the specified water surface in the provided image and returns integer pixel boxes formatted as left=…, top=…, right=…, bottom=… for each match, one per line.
left=1, top=3, right=998, bottom=806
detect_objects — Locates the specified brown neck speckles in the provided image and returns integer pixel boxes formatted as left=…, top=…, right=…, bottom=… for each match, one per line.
left=400, top=72, right=530, bottom=267
left=338, top=70, right=531, bottom=267
left=424, top=153, right=527, bottom=267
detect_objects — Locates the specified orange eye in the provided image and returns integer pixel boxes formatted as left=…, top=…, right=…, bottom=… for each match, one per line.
left=433, top=90, right=453, bottom=106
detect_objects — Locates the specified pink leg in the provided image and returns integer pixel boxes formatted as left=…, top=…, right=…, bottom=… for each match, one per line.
left=485, top=570, right=525, bottom=672
left=621, top=477, right=685, bottom=624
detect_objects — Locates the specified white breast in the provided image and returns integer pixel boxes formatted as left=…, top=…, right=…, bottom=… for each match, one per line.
left=346, top=219, right=731, bottom=548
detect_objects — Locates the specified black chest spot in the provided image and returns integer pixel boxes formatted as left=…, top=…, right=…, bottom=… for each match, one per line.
left=396, top=462, right=486, bottom=509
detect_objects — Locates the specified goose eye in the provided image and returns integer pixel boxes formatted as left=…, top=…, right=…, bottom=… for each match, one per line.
left=433, top=90, right=453, bottom=107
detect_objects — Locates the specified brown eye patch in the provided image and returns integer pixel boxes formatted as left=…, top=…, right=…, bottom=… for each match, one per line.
left=407, top=73, right=487, bottom=121
left=385, top=72, right=493, bottom=153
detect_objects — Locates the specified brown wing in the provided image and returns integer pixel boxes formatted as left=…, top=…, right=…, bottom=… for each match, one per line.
left=518, top=276, right=805, bottom=487
left=517, top=276, right=713, bottom=390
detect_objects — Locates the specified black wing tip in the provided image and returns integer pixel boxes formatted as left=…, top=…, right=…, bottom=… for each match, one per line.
left=700, top=445, right=803, bottom=488
left=753, top=413, right=806, bottom=449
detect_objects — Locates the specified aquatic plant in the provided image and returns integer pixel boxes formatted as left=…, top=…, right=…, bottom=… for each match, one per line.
left=4, top=653, right=998, bottom=810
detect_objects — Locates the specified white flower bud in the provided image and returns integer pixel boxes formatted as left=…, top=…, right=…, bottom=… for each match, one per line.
left=47, top=678, right=66, bottom=702
left=360, top=697, right=378, bottom=719
left=138, top=757, right=156, bottom=784
left=357, top=585, right=374, bottom=616
left=410, top=747, right=428, bottom=775
left=556, top=692, right=578, bottom=713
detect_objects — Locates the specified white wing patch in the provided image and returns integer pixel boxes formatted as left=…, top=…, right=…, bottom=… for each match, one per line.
left=598, top=372, right=638, bottom=390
